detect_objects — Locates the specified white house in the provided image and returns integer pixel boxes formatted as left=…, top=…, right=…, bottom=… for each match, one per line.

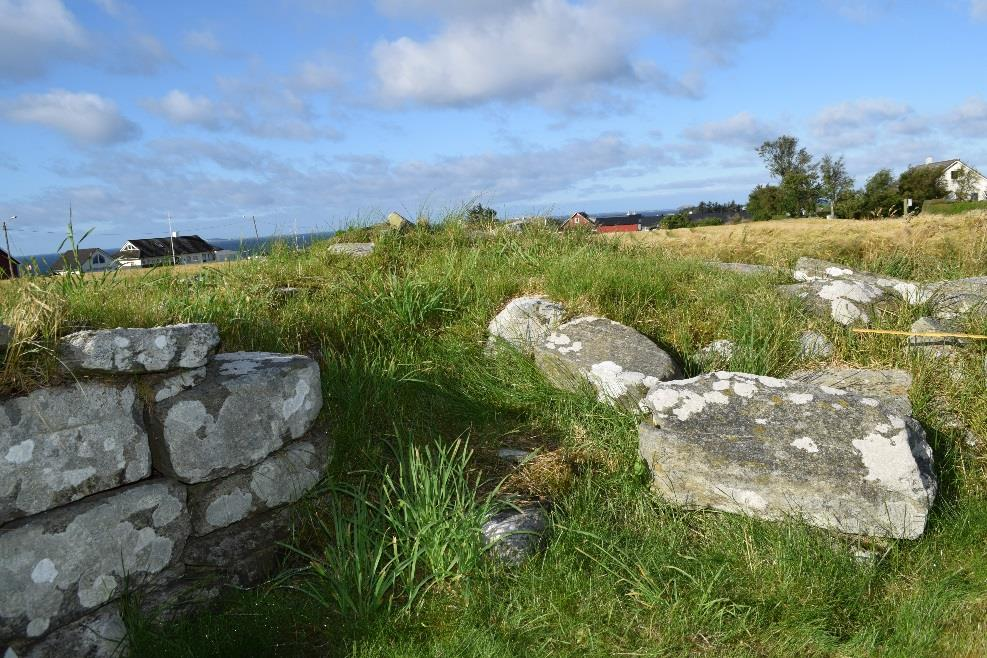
left=917, top=158, right=987, bottom=201
left=50, top=248, right=117, bottom=275
left=117, top=235, right=218, bottom=268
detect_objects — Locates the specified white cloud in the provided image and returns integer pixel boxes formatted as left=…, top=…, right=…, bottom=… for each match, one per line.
left=372, top=0, right=779, bottom=107
left=811, top=98, right=914, bottom=148
left=293, top=58, right=341, bottom=92
left=1, top=89, right=140, bottom=145
left=683, top=112, right=778, bottom=148
left=183, top=29, right=223, bottom=53
left=945, top=96, right=987, bottom=137
left=972, top=0, right=987, bottom=20
left=144, top=90, right=225, bottom=129
left=0, top=0, right=88, bottom=81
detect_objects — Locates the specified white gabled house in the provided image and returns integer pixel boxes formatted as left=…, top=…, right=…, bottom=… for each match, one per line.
left=117, top=235, right=218, bottom=268
left=915, top=158, right=987, bottom=201
left=50, top=248, right=117, bottom=275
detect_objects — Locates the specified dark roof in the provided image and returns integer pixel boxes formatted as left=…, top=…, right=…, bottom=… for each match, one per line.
left=910, top=159, right=959, bottom=171
left=594, top=213, right=641, bottom=226
left=0, top=247, right=19, bottom=264
left=50, top=248, right=112, bottom=272
left=122, top=235, right=217, bottom=259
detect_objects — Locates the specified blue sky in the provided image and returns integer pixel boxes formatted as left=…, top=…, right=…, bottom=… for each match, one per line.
left=1, top=0, right=986, bottom=253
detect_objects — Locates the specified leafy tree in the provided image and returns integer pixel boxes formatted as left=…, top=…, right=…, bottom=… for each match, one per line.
left=953, top=167, right=979, bottom=201
left=747, top=184, right=785, bottom=220
left=898, top=164, right=948, bottom=206
left=464, top=203, right=497, bottom=228
left=757, top=135, right=815, bottom=180
left=861, top=169, right=900, bottom=217
left=779, top=170, right=822, bottom=217
left=819, top=155, right=855, bottom=218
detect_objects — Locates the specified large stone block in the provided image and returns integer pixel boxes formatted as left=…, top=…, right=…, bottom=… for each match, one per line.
left=147, top=352, right=322, bottom=484
left=3, top=603, right=126, bottom=658
left=186, top=434, right=329, bottom=535
left=638, top=372, right=937, bottom=539
left=534, top=316, right=680, bottom=410
left=487, top=296, right=566, bottom=353
left=793, top=257, right=928, bottom=304
left=921, top=277, right=987, bottom=319
left=57, top=323, right=220, bottom=374
left=0, top=480, right=190, bottom=644
left=778, top=281, right=899, bottom=326
left=789, top=367, right=913, bottom=416
left=1, top=383, right=150, bottom=525
left=183, top=507, right=296, bottom=587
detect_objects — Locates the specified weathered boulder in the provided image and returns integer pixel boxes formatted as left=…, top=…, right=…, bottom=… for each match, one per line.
left=798, top=330, right=834, bottom=359
left=487, top=296, right=566, bottom=353
left=482, top=504, right=550, bottom=566
left=58, top=323, right=220, bottom=374
left=697, top=339, right=735, bottom=364
left=638, top=372, right=936, bottom=539
left=1, top=383, right=150, bottom=525
left=908, top=316, right=966, bottom=359
left=534, top=316, right=681, bottom=409
left=147, top=352, right=322, bottom=484
left=779, top=280, right=899, bottom=326
left=386, top=212, right=412, bottom=231
left=0, top=480, right=189, bottom=643
left=186, top=434, right=329, bottom=535
left=4, top=603, right=126, bottom=658
left=327, top=242, right=374, bottom=257
left=0, top=324, right=10, bottom=350
left=788, top=367, right=913, bottom=416
left=793, top=257, right=928, bottom=304
left=705, top=261, right=779, bottom=276
left=924, top=277, right=987, bottom=319
left=183, top=507, right=295, bottom=587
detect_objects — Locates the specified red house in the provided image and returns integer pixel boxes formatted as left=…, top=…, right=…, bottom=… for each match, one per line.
left=0, top=247, right=18, bottom=279
left=560, top=211, right=594, bottom=230
left=594, top=213, right=641, bottom=233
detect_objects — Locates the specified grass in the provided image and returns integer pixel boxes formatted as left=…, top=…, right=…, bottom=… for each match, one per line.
left=922, top=200, right=987, bottom=216
left=1, top=213, right=986, bottom=657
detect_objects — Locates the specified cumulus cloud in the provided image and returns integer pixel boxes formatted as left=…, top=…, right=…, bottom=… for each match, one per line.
left=945, top=96, right=987, bottom=138
left=293, top=58, right=342, bottom=92
left=683, top=111, right=778, bottom=148
left=372, top=0, right=779, bottom=107
left=144, top=90, right=226, bottom=130
left=0, top=89, right=140, bottom=145
left=183, top=29, right=223, bottom=53
left=0, top=0, right=89, bottom=81
left=972, top=0, right=987, bottom=19
left=811, top=98, right=915, bottom=147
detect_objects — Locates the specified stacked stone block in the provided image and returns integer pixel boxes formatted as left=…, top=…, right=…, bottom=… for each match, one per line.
left=1, top=324, right=326, bottom=657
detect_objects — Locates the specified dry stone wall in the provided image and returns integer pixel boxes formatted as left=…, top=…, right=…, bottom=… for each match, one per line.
left=0, top=323, right=326, bottom=658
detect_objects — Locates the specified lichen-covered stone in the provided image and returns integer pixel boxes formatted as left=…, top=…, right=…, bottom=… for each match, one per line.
left=327, top=242, right=373, bottom=257
left=793, top=257, right=928, bottom=304
left=482, top=504, right=550, bottom=566
left=779, top=280, right=898, bottom=326
left=533, top=316, right=680, bottom=410
left=58, top=323, right=220, bottom=374
left=147, top=352, right=322, bottom=484
left=386, top=212, right=412, bottom=231
left=789, top=367, right=913, bottom=416
left=487, top=296, right=566, bottom=353
left=186, top=434, right=329, bottom=535
left=183, top=507, right=295, bottom=587
left=3, top=603, right=126, bottom=658
left=798, top=330, right=834, bottom=359
left=0, top=480, right=189, bottom=644
left=907, top=316, right=966, bottom=359
left=924, top=276, right=987, bottom=319
left=1, top=383, right=150, bottom=525
left=638, top=372, right=936, bottom=539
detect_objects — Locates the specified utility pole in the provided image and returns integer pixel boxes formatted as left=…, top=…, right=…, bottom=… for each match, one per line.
left=167, top=213, right=177, bottom=265
left=252, top=215, right=259, bottom=241
left=2, top=215, right=13, bottom=265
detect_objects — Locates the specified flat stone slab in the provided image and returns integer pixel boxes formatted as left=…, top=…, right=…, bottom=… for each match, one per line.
left=638, top=372, right=936, bottom=539
left=1, top=383, right=150, bottom=525
left=487, top=296, right=566, bottom=353
left=779, top=280, right=898, bottom=326
left=57, top=323, right=220, bottom=374
left=789, top=367, right=913, bottom=416
left=186, top=433, right=329, bottom=535
left=327, top=242, right=373, bottom=257
left=183, top=507, right=295, bottom=588
left=0, top=324, right=10, bottom=349
left=482, top=504, right=550, bottom=566
left=147, top=352, right=322, bottom=484
left=0, top=479, right=189, bottom=644
left=534, top=316, right=681, bottom=409
left=793, top=257, right=928, bottom=304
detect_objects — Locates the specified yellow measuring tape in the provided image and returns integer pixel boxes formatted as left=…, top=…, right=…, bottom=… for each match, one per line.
left=850, top=328, right=987, bottom=340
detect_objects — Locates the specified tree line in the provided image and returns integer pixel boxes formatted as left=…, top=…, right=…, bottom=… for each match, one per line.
left=747, top=135, right=953, bottom=220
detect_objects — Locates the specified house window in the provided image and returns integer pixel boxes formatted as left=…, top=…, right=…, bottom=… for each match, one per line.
left=92, top=254, right=105, bottom=265
left=951, top=170, right=962, bottom=180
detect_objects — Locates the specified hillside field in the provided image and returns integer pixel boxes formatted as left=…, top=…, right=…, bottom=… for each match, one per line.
left=1, top=212, right=986, bottom=657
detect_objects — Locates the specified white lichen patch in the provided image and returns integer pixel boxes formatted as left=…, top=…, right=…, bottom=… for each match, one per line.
left=859, top=397, right=879, bottom=407
left=852, top=425, right=918, bottom=493
left=712, top=379, right=731, bottom=391
left=205, top=489, right=253, bottom=528
left=786, top=392, right=813, bottom=404
left=732, top=381, right=757, bottom=398
left=558, top=341, right=582, bottom=354
left=791, top=437, right=819, bottom=453
left=825, top=266, right=854, bottom=277
left=5, top=439, right=34, bottom=463
left=755, top=418, right=769, bottom=425
left=31, top=558, right=58, bottom=584
left=820, top=385, right=845, bottom=396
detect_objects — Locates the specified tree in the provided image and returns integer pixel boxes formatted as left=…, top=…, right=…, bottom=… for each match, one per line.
left=953, top=166, right=979, bottom=201
left=757, top=135, right=815, bottom=181
left=819, top=155, right=854, bottom=218
left=747, top=184, right=785, bottom=220
left=861, top=169, right=900, bottom=217
left=464, top=203, right=497, bottom=227
left=898, top=164, right=948, bottom=206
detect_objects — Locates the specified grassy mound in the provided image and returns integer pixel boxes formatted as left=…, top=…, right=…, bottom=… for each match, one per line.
left=1, top=215, right=985, bottom=657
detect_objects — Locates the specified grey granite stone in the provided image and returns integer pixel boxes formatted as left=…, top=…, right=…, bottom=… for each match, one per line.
left=57, top=324, right=220, bottom=374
